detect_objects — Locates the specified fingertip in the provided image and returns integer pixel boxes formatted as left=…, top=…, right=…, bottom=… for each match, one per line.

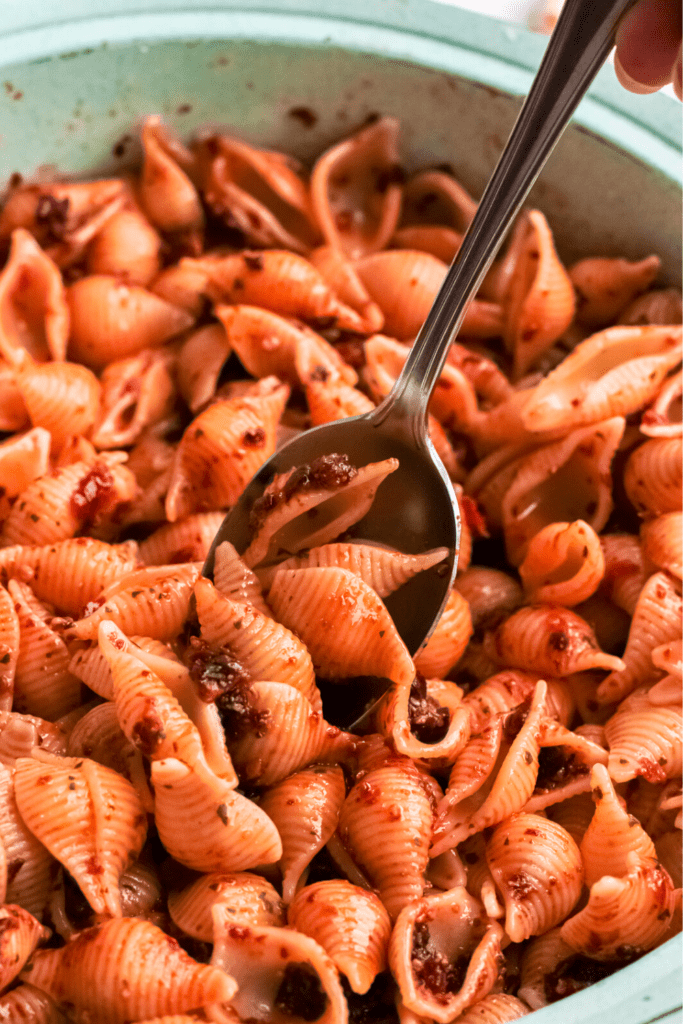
left=674, top=42, right=682, bottom=100
left=613, top=52, right=662, bottom=95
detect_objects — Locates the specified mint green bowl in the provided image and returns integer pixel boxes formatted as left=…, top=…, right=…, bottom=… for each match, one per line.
left=0, top=3, right=680, bottom=1021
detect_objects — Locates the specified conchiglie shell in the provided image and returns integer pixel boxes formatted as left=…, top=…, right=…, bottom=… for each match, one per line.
left=413, top=589, right=473, bottom=679
left=486, top=813, right=583, bottom=942
left=518, top=520, right=604, bottom=607
left=401, top=168, right=477, bottom=233
left=91, top=347, right=175, bottom=449
left=641, top=512, right=683, bottom=579
left=14, top=751, right=147, bottom=916
left=211, top=540, right=270, bottom=615
left=0, top=582, right=19, bottom=712
left=597, top=571, right=682, bottom=704
left=599, top=533, right=647, bottom=616
left=259, top=764, right=346, bottom=902
left=0, top=228, right=69, bottom=365
left=0, top=763, right=53, bottom=917
left=140, top=116, right=204, bottom=238
left=139, top=512, right=225, bottom=566
left=337, top=761, right=432, bottom=920
left=517, top=928, right=576, bottom=1010
left=227, top=681, right=352, bottom=787
left=0, top=363, right=33, bottom=433
left=176, top=322, right=231, bottom=412
left=501, top=210, right=575, bottom=380
left=0, top=710, right=66, bottom=766
left=310, top=115, right=402, bottom=259
left=87, top=207, right=162, bottom=286
left=453, top=567, right=523, bottom=632
left=309, top=245, right=384, bottom=332
left=0, top=984, right=71, bottom=1023
left=0, top=427, right=51, bottom=520
left=67, top=275, right=194, bottom=369
left=570, top=255, right=661, bottom=329
left=8, top=578, right=80, bottom=720
left=452, top=995, right=530, bottom=1023
left=300, top=367, right=375, bottom=428
left=21, top=916, right=236, bottom=1024
left=16, top=361, right=101, bottom=452
left=194, top=577, right=319, bottom=710
left=150, top=261, right=209, bottom=318
left=580, top=764, right=656, bottom=886
left=485, top=604, right=624, bottom=677
left=640, top=367, right=682, bottom=438
left=560, top=853, right=678, bottom=959
left=166, top=377, right=289, bottom=522
left=168, top=871, right=285, bottom=942
left=151, top=756, right=282, bottom=872
left=619, top=286, right=683, bottom=326
left=389, top=887, right=504, bottom=1023
left=605, top=686, right=682, bottom=784
left=462, top=669, right=571, bottom=732
left=392, top=224, right=462, bottom=264
left=521, top=325, right=682, bottom=433
left=0, top=904, right=49, bottom=992
left=68, top=562, right=200, bottom=641
left=288, top=880, right=391, bottom=994
left=624, top=436, right=682, bottom=516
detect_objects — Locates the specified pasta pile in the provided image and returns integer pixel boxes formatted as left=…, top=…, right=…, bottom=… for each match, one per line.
left=0, top=113, right=680, bottom=1024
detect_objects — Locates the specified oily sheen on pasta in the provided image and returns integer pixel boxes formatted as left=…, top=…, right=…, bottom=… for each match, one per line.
left=0, top=113, right=679, bottom=1024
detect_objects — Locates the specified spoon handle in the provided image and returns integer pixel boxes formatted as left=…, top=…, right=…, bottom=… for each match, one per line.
left=373, top=0, right=635, bottom=440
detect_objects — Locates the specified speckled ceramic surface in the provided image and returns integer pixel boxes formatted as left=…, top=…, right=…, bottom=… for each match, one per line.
left=0, top=3, right=681, bottom=1021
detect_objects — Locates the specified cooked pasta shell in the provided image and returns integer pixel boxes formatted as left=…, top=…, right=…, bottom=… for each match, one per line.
left=518, top=520, right=604, bottom=607
left=0, top=582, right=19, bottom=712
left=485, top=604, right=624, bottom=677
left=211, top=907, right=346, bottom=1024
left=517, top=927, right=577, bottom=1010
left=67, top=275, right=194, bottom=368
left=309, top=246, right=384, bottom=332
left=619, top=286, right=683, bottom=326
left=176, top=322, right=231, bottom=412
left=501, top=210, right=575, bottom=380
left=194, top=576, right=320, bottom=710
left=0, top=904, right=49, bottom=992
left=87, top=207, right=162, bottom=287
left=521, top=325, right=682, bottom=432
left=92, top=347, right=175, bottom=449
left=191, top=249, right=367, bottom=333
left=598, top=533, right=647, bottom=616
left=570, top=255, right=661, bottom=329
left=641, top=512, right=683, bottom=579
left=16, top=361, right=101, bottom=452
left=68, top=562, right=199, bottom=641
left=259, top=764, right=346, bottom=902
left=259, top=542, right=448, bottom=599
left=166, top=376, right=289, bottom=522
left=310, top=115, right=402, bottom=259
left=0, top=427, right=51, bottom=520
left=0, top=983, right=71, bottom=1023
left=151, top=756, right=282, bottom=872
left=0, top=228, right=69, bottom=366
left=0, top=710, right=66, bottom=766
left=392, top=224, right=462, bottom=263
left=0, top=763, right=53, bottom=917
left=401, top=168, right=477, bottom=233
left=288, top=879, right=391, bottom=994
left=452, top=994, right=530, bottom=1023
left=486, top=813, right=583, bottom=942
left=242, top=456, right=398, bottom=569
left=605, top=685, right=682, bottom=784
left=413, top=590, right=473, bottom=679
left=560, top=852, right=678, bottom=959
left=139, top=511, right=225, bottom=566
left=388, top=887, right=504, bottom=1023
left=523, top=719, right=608, bottom=814
left=211, top=540, right=270, bottom=615
left=140, top=116, right=204, bottom=238
left=624, top=436, right=682, bottom=516
left=462, top=669, right=572, bottom=732
left=299, top=361, right=375, bottom=427
left=640, top=367, right=682, bottom=438
left=580, top=764, right=656, bottom=886
left=337, top=760, right=432, bottom=920
left=597, top=571, right=682, bottom=704
left=9, top=579, right=80, bottom=720
left=14, top=751, right=147, bottom=916
left=168, top=871, right=285, bottom=941
left=453, top=567, right=523, bottom=632
left=22, top=916, right=236, bottom=1023
left=227, top=681, right=352, bottom=787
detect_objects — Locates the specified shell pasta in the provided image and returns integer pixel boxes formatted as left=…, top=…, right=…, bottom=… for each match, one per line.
left=0, top=115, right=680, bottom=1024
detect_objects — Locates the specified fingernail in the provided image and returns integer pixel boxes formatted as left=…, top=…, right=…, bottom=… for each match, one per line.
left=674, top=46, right=682, bottom=101
left=613, top=53, right=661, bottom=95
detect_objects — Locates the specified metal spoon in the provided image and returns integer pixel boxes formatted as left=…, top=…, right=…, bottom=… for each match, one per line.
left=204, top=0, right=635, bottom=672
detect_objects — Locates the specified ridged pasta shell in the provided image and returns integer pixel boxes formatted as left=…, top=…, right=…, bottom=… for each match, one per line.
left=453, top=567, right=523, bottom=632
left=462, top=669, right=572, bottom=732
left=640, top=367, right=682, bottom=438
left=0, top=581, right=19, bottom=712
left=150, top=261, right=209, bottom=317
left=389, top=887, right=504, bottom=1023
left=413, top=590, right=473, bottom=679
left=139, top=511, right=225, bottom=566
left=0, top=427, right=51, bottom=520
left=0, top=904, right=50, bottom=992
left=640, top=512, right=683, bottom=579
left=560, top=853, right=678, bottom=960
left=0, top=228, right=69, bottom=365
left=452, top=994, right=530, bottom=1023
left=0, top=710, right=66, bottom=766
left=337, top=760, right=432, bottom=920
left=599, top=533, right=647, bottom=616
left=151, top=756, right=282, bottom=872
left=619, top=286, right=683, bottom=326
left=16, top=361, right=101, bottom=452
left=486, top=813, right=583, bottom=942
left=518, top=520, right=604, bottom=607
left=289, top=879, right=391, bottom=993
left=309, top=246, right=384, bottom=332
left=211, top=907, right=347, bottom=1024
left=580, top=764, right=656, bottom=886
left=0, top=763, right=53, bottom=917
left=310, top=116, right=402, bottom=259
left=521, top=325, right=682, bottom=432
left=67, top=275, right=194, bottom=369
left=298, top=358, right=375, bottom=427
left=87, top=200, right=162, bottom=286
left=92, top=347, right=175, bottom=449
left=0, top=983, right=71, bottom=1023
left=401, top=166, right=477, bottom=231
left=569, top=255, right=661, bottom=329
left=166, top=376, right=289, bottom=522
left=21, top=916, right=236, bottom=1024
left=14, top=751, right=147, bottom=916
left=392, top=224, right=462, bottom=263
left=517, top=927, right=576, bottom=1010
left=176, top=323, right=231, bottom=412
left=259, top=764, right=346, bottom=902
left=212, top=541, right=270, bottom=615
left=605, top=685, right=682, bottom=784
left=624, top=436, right=682, bottom=516
left=241, top=456, right=398, bottom=569
left=140, top=117, right=204, bottom=239
left=168, top=871, right=285, bottom=941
